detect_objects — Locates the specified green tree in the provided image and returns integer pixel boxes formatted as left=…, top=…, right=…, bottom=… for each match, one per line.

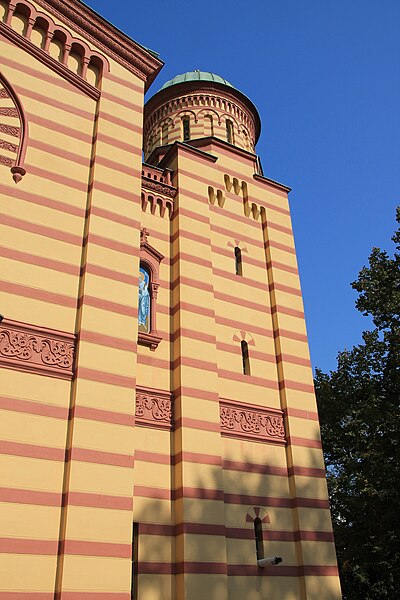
left=315, top=208, right=400, bottom=600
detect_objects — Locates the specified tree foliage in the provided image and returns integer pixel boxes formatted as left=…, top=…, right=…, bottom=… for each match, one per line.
left=315, top=208, right=400, bottom=600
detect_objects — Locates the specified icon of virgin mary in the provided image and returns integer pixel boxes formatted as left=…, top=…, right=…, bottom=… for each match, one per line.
left=138, top=267, right=150, bottom=333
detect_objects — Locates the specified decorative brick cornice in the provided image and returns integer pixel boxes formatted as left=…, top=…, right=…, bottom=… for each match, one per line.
left=220, top=399, right=286, bottom=445
left=0, top=318, right=75, bottom=380
left=33, top=0, right=163, bottom=89
left=0, top=23, right=100, bottom=101
left=142, top=177, right=176, bottom=198
left=253, top=173, right=291, bottom=194
left=135, top=386, right=173, bottom=430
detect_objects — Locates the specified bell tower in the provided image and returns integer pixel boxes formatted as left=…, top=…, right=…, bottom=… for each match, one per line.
left=135, top=71, right=342, bottom=600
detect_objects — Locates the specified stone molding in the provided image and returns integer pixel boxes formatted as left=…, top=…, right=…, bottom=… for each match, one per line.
left=135, top=386, right=173, bottom=430
left=0, top=318, right=75, bottom=380
left=219, top=398, right=286, bottom=445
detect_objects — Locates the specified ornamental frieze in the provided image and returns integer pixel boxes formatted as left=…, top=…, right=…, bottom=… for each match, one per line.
left=135, top=386, right=173, bottom=430
left=0, top=318, right=75, bottom=380
left=141, top=177, right=177, bottom=199
left=220, top=399, right=286, bottom=444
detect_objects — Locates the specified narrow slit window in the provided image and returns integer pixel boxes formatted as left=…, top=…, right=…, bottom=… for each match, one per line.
left=205, top=115, right=214, bottom=136
left=226, top=119, right=234, bottom=144
left=234, top=246, right=242, bottom=276
left=241, top=340, right=250, bottom=375
left=254, top=517, right=264, bottom=560
left=161, top=123, right=169, bottom=145
left=131, top=522, right=138, bottom=600
left=182, top=117, right=190, bottom=141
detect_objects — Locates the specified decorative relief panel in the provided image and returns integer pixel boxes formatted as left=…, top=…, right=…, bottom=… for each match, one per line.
left=135, top=386, right=173, bottom=430
left=0, top=318, right=75, bottom=380
left=220, top=398, right=285, bottom=445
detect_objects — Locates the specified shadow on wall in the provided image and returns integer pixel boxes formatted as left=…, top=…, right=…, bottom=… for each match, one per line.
left=133, top=442, right=340, bottom=600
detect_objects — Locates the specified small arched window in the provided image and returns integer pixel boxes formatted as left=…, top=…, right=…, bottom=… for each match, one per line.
left=161, top=122, right=169, bottom=145
left=234, top=246, right=242, bottom=276
left=204, top=115, right=214, bottom=136
left=254, top=517, right=264, bottom=560
left=241, top=340, right=250, bottom=375
left=182, top=117, right=190, bottom=141
left=226, top=119, right=234, bottom=144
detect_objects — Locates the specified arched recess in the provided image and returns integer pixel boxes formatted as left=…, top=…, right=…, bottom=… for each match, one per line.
left=138, top=228, right=164, bottom=351
left=0, top=70, right=28, bottom=183
left=227, top=239, right=248, bottom=272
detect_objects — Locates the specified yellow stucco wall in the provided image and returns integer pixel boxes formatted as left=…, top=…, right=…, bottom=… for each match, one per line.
left=0, top=1, right=341, bottom=599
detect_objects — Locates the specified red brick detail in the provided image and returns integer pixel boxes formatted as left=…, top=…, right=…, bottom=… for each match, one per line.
left=65, top=491, right=133, bottom=511
left=0, top=537, right=58, bottom=555
left=75, top=367, right=135, bottom=389
left=69, top=447, right=133, bottom=468
left=56, top=594, right=129, bottom=600
left=0, top=396, right=68, bottom=420
left=0, top=440, right=64, bottom=461
left=0, top=594, right=54, bottom=599
left=60, top=539, right=131, bottom=558
left=0, top=486, right=61, bottom=507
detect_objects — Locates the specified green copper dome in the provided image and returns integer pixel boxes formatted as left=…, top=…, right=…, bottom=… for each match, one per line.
left=159, top=70, right=235, bottom=91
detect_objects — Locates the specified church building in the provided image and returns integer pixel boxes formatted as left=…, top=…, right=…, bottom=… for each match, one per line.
left=0, top=0, right=342, bottom=598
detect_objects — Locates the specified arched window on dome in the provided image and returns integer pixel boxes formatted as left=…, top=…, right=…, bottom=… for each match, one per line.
left=182, top=116, right=190, bottom=141
left=226, top=119, right=234, bottom=144
left=204, top=115, right=214, bottom=137
left=241, top=340, right=250, bottom=375
left=161, top=122, right=169, bottom=146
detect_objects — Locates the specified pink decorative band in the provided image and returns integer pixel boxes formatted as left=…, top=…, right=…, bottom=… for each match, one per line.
left=0, top=318, right=75, bottom=380
left=220, top=398, right=286, bottom=444
left=135, top=386, right=173, bottom=430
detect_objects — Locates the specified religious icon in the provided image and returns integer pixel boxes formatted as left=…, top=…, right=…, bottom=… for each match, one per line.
left=138, top=266, right=150, bottom=333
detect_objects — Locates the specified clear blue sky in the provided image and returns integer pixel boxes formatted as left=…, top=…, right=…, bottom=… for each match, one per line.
left=87, top=0, right=399, bottom=373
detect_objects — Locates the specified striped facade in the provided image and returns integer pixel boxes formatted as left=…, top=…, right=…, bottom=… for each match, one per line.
left=0, top=1, right=341, bottom=599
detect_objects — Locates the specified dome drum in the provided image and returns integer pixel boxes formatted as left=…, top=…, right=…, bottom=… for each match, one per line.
left=144, top=71, right=261, bottom=160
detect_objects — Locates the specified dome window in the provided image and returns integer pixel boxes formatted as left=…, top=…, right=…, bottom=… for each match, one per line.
left=226, top=119, right=234, bottom=144
left=182, top=116, right=190, bottom=141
